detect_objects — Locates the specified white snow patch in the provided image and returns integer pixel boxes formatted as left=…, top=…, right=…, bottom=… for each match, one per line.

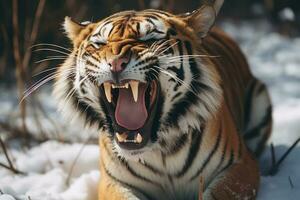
left=0, top=141, right=99, bottom=200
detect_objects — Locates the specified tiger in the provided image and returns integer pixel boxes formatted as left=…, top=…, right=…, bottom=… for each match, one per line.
left=53, top=0, right=272, bottom=199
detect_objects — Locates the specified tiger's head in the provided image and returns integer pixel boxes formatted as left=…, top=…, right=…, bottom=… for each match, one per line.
left=54, top=1, right=223, bottom=158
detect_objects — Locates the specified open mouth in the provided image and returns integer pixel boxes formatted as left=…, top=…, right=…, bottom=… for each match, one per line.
left=100, top=79, right=159, bottom=150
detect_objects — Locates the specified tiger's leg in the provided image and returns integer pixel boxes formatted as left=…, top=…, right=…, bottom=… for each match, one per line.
left=243, top=78, right=272, bottom=156
left=204, top=148, right=260, bottom=200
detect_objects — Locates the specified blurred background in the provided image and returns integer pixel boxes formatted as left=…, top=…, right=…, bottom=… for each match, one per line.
left=0, top=1, right=300, bottom=199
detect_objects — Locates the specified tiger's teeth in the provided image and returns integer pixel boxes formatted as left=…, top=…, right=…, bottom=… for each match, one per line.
left=112, top=83, right=129, bottom=89
left=130, top=81, right=139, bottom=102
left=103, top=83, right=112, bottom=103
left=116, top=132, right=128, bottom=142
left=136, top=133, right=142, bottom=143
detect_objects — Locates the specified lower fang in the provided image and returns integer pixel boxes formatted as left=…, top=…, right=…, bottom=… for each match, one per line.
left=136, top=133, right=142, bottom=143
left=116, top=132, right=128, bottom=142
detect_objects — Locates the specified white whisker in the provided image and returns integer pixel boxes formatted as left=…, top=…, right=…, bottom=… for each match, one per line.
left=33, top=48, right=72, bottom=56
left=31, top=43, right=72, bottom=53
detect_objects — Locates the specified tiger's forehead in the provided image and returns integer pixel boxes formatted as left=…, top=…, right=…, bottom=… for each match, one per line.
left=91, top=12, right=169, bottom=42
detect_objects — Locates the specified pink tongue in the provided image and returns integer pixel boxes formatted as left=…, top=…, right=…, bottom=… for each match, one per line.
left=115, top=84, right=148, bottom=130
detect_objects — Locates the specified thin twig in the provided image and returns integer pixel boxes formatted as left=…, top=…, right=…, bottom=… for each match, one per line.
left=0, top=137, right=26, bottom=175
left=0, top=137, right=14, bottom=169
left=0, top=121, right=48, bottom=144
left=270, top=143, right=276, bottom=167
left=288, top=176, right=294, bottom=189
left=65, top=134, right=93, bottom=185
left=23, top=0, right=46, bottom=69
left=268, top=137, right=300, bottom=175
left=0, top=162, right=25, bottom=175
left=12, top=0, right=28, bottom=135
left=0, top=24, right=9, bottom=76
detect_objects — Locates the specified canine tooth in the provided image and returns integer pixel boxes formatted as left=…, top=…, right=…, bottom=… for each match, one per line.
left=103, top=83, right=112, bottom=103
left=136, top=133, right=142, bottom=143
left=130, top=81, right=139, bottom=102
left=116, top=132, right=127, bottom=142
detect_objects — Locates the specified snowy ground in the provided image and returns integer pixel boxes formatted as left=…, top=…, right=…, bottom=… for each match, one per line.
left=1, top=20, right=300, bottom=200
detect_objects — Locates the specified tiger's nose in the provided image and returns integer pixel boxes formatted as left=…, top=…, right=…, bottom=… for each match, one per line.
left=109, top=56, right=130, bottom=73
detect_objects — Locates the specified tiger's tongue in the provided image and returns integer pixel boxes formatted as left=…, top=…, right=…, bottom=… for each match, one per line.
left=115, top=84, right=148, bottom=130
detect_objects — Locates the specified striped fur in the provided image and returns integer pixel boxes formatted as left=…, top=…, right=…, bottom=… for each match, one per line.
left=54, top=1, right=272, bottom=199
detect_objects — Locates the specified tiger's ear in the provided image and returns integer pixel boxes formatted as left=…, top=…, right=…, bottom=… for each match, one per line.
left=63, top=16, right=86, bottom=42
left=185, top=0, right=224, bottom=38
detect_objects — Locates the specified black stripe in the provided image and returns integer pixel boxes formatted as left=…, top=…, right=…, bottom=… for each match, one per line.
left=141, top=14, right=160, bottom=20
left=85, top=59, right=96, bottom=67
left=90, top=54, right=101, bottom=62
left=173, top=40, right=185, bottom=91
left=171, top=92, right=182, bottom=102
left=143, top=12, right=164, bottom=20
left=190, top=131, right=222, bottom=181
left=152, top=28, right=165, bottom=35
left=107, top=24, right=114, bottom=38
left=140, top=161, right=164, bottom=176
left=136, top=22, right=141, bottom=35
left=175, top=128, right=203, bottom=177
left=128, top=24, right=138, bottom=36
left=150, top=83, right=164, bottom=142
left=143, top=10, right=171, bottom=18
left=211, top=136, right=228, bottom=177
left=145, top=18, right=155, bottom=26
left=167, top=27, right=177, bottom=36
left=256, top=82, right=266, bottom=94
left=164, top=40, right=209, bottom=127
left=100, top=20, right=113, bottom=29
left=103, top=166, right=154, bottom=200
left=167, top=133, right=189, bottom=155
left=217, top=149, right=235, bottom=176
left=102, top=138, right=117, bottom=162
left=119, top=158, right=163, bottom=190
left=254, top=123, right=271, bottom=156
left=244, top=106, right=272, bottom=140
left=237, top=135, right=243, bottom=159
left=166, top=65, right=184, bottom=91
left=119, top=23, right=126, bottom=39
left=161, top=152, right=166, bottom=167
left=243, top=79, right=257, bottom=128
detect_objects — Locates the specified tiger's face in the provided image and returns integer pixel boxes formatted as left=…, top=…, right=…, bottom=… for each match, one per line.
left=54, top=8, right=222, bottom=158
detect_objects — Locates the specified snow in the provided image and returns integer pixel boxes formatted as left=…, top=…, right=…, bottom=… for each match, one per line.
left=0, top=142, right=99, bottom=200
left=1, top=20, right=300, bottom=199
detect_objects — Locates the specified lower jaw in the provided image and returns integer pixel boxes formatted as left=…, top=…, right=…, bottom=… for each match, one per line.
left=114, top=131, right=149, bottom=150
